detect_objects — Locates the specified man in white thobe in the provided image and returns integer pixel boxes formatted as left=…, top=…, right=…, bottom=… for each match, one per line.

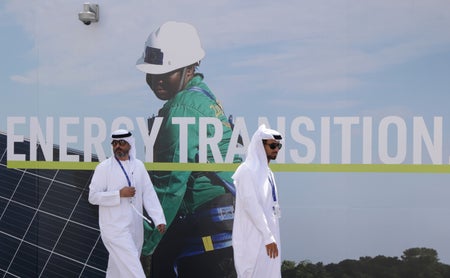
left=232, top=124, right=283, bottom=278
left=89, top=129, right=166, bottom=278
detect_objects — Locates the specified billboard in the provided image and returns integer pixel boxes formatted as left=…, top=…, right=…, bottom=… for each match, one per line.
left=2, top=0, right=450, bottom=276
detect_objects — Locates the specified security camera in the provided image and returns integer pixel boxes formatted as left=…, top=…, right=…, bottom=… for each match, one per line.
left=78, top=3, right=99, bottom=25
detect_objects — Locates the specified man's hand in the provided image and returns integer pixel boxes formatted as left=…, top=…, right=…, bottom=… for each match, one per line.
left=265, top=242, right=279, bottom=259
left=156, top=224, right=166, bottom=234
left=120, top=186, right=136, bottom=197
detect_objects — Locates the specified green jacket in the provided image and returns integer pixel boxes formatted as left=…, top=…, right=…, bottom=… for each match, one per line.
left=143, top=74, right=240, bottom=255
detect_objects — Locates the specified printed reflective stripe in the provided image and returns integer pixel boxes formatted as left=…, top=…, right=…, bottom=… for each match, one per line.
left=202, top=236, right=214, bottom=252
left=174, top=232, right=233, bottom=274
left=211, top=206, right=234, bottom=222
left=194, top=205, right=234, bottom=222
left=179, top=232, right=233, bottom=258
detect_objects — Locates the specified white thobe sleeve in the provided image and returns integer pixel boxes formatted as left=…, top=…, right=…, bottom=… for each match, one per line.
left=238, top=169, right=276, bottom=245
left=140, top=165, right=166, bottom=226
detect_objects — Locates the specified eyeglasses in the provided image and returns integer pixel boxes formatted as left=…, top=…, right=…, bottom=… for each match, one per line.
left=265, top=142, right=282, bottom=150
left=111, top=140, right=128, bottom=146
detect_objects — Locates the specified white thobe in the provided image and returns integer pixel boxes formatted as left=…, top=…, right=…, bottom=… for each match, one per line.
left=89, top=157, right=166, bottom=278
left=232, top=165, right=281, bottom=278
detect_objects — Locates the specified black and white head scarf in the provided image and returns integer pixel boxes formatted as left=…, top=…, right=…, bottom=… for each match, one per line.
left=111, top=129, right=136, bottom=159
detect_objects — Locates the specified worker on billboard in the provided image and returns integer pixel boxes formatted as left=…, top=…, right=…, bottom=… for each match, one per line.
left=136, top=21, right=241, bottom=277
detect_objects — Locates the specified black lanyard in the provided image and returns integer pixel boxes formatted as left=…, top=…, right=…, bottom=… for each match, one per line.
left=115, top=157, right=131, bottom=187
left=268, top=172, right=277, bottom=202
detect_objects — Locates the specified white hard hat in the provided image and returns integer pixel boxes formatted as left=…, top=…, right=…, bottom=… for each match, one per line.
left=136, top=21, right=205, bottom=75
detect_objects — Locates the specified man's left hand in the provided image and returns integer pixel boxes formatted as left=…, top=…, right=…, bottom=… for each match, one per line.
left=265, top=242, right=279, bottom=259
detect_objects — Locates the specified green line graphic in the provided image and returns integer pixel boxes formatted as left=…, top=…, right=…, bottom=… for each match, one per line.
left=7, top=161, right=450, bottom=173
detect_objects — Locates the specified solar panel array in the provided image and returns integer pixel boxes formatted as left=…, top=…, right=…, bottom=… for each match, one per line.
left=0, top=133, right=108, bottom=277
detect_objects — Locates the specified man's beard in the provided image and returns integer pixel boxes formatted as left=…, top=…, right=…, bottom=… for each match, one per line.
left=114, top=149, right=129, bottom=158
left=267, top=154, right=278, bottom=161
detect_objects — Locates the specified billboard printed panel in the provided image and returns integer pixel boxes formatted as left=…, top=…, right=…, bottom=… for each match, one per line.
left=2, top=0, right=450, bottom=276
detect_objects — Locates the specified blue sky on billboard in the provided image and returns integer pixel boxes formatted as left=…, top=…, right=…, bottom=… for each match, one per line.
left=2, top=0, right=450, bottom=264
left=2, top=1, right=449, bottom=121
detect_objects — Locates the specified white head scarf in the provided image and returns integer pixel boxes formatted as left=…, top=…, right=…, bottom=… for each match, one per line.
left=232, top=124, right=282, bottom=185
left=111, top=129, right=136, bottom=159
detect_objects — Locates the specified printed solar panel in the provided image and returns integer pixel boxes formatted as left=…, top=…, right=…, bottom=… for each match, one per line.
left=0, top=133, right=108, bottom=277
